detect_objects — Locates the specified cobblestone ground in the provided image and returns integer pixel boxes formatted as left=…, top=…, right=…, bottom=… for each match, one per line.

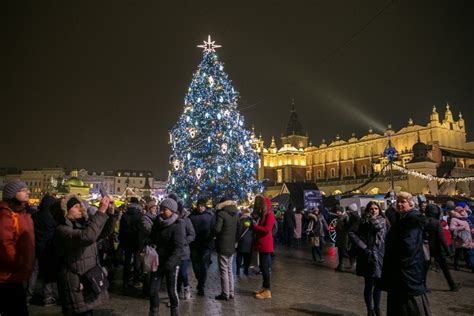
left=30, top=245, right=474, bottom=316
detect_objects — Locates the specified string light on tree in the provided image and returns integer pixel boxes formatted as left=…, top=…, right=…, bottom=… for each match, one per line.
left=167, top=35, right=262, bottom=204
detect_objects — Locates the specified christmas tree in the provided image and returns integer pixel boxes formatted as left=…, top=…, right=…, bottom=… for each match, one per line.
left=168, top=35, right=262, bottom=205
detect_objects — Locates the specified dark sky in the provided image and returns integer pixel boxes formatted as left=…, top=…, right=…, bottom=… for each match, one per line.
left=3, top=0, right=474, bottom=179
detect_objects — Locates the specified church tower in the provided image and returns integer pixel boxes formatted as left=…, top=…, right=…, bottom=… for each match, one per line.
left=280, top=99, right=309, bottom=149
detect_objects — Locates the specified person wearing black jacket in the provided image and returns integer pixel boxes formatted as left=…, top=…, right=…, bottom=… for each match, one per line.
left=235, top=209, right=253, bottom=276
left=424, top=204, right=460, bottom=291
left=149, top=198, right=185, bottom=316
left=189, top=198, right=215, bottom=296
left=381, top=192, right=432, bottom=316
left=283, top=208, right=295, bottom=246
left=119, top=197, right=143, bottom=288
left=349, top=201, right=389, bottom=316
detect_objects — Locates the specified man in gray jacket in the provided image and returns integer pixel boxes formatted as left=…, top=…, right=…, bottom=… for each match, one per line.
left=214, top=197, right=239, bottom=301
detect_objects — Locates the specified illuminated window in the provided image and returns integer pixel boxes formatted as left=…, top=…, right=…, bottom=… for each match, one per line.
left=317, top=170, right=322, bottom=179
left=330, top=168, right=336, bottom=178
left=277, top=169, right=283, bottom=183
left=306, top=171, right=311, bottom=180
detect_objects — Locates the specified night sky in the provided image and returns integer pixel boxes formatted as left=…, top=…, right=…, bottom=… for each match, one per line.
left=3, top=0, right=474, bottom=179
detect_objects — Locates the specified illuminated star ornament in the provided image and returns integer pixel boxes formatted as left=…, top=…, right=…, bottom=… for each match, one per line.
left=197, top=35, right=222, bottom=53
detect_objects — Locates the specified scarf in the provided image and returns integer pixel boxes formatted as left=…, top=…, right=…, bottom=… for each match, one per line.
left=160, top=213, right=178, bottom=227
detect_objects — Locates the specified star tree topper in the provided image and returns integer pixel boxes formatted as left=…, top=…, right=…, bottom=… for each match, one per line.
left=197, top=35, right=222, bottom=53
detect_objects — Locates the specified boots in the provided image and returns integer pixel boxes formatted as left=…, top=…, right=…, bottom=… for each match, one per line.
left=148, top=308, right=158, bottom=316
left=254, top=288, right=266, bottom=294
left=171, top=307, right=178, bottom=316
left=367, top=309, right=375, bottom=316
left=255, top=289, right=272, bottom=299
left=374, top=308, right=381, bottom=316
left=183, top=286, right=191, bottom=300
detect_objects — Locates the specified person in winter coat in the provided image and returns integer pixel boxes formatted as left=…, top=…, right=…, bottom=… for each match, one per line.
left=119, top=197, right=143, bottom=288
left=189, top=198, right=215, bottom=296
left=0, top=180, right=34, bottom=316
left=293, top=209, right=303, bottom=247
left=450, top=206, right=474, bottom=272
left=149, top=198, right=185, bottom=316
left=307, top=208, right=328, bottom=263
left=55, top=194, right=118, bottom=316
left=423, top=204, right=460, bottom=291
left=349, top=201, right=389, bottom=316
left=138, top=199, right=158, bottom=296
left=381, top=192, right=432, bottom=316
left=252, top=195, right=276, bottom=300
left=236, top=208, right=253, bottom=276
left=214, top=197, right=239, bottom=301
left=27, top=195, right=58, bottom=306
left=335, top=206, right=350, bottom=272
left=283, top=207, right=295, bottom=246
left=176, top=207, right=195, bottom=300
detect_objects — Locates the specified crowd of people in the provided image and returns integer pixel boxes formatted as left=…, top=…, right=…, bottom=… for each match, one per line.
left=1, top=178, right=473, bottom=316
left=0, top=180, right=275, bottom=316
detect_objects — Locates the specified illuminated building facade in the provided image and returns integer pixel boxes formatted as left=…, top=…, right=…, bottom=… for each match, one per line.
left=255, top=103, right=474, bottom=197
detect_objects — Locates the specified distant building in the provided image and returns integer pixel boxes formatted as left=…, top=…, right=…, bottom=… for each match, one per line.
left=255, top=102, right=474, bottom=197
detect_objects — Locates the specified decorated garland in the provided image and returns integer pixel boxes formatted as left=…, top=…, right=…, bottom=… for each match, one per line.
left=392, top=163, right=474, bottom=183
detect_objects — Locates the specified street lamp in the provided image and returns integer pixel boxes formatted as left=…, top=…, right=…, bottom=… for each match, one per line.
left=383, top=136, right=398, bottom=200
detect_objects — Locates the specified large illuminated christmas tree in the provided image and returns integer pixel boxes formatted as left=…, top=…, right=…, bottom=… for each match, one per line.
left=168, top=36, right=261, bottom=205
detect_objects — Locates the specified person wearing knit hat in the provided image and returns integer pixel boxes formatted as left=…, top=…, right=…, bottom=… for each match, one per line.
left=2, top=180, right=29, bottom=202
left=0, top=180, right=35, bottom=316
left=149, top=197, right=185, bottom=315
left=160, top=198, right=178, bottom=214
left=347, top=203, right=358, bottom=213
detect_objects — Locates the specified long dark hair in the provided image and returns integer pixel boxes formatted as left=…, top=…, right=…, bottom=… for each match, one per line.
left=364, top=201, right=390, bottom=229
left=253, top=194, right=266, bottom=217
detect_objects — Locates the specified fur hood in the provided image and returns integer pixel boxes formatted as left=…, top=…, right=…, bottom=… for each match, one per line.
left=216, top=200, right=237, bottom=211
left=308, top=213, right=318, bottom=221
left=60, top=194, right=88, bottom=220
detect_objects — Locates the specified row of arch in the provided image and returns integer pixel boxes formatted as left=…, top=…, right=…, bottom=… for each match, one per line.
left=326, top=185, right=407, bottom=196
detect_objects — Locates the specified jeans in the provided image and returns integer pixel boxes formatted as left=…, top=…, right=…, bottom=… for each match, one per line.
left=191, top=247, right=211, bottom=292
left=218, top=254, right=234, bottom=297
left=123, top=248, right=141, bottom=285
left=259, top=252, right=272, bottom=289
left=177, top=259, right=190, bottom=291
left=236, top=252, right=251, bottom=274
left=363, top=277, right=381, bottom=310
left=27, top=258, right=54, bottom=300
left=149, top=265, right=180, bottom=313
left=337, top=247, right=347, bottom=268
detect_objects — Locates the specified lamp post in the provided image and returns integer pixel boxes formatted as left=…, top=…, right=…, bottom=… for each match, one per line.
left=384, top=136, right=398, bottom=199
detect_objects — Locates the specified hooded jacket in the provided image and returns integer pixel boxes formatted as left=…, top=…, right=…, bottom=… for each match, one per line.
left=55, top=194, right=118, bottom=314
left=214, top=200, right=239, bottom=256
left=252, top=198, right=276, bottom=253
left=0, top=200, right=35, bottom=283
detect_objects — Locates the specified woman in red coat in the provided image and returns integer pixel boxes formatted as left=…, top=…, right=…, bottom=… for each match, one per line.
left=251, top=195, right=275, bottom=300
